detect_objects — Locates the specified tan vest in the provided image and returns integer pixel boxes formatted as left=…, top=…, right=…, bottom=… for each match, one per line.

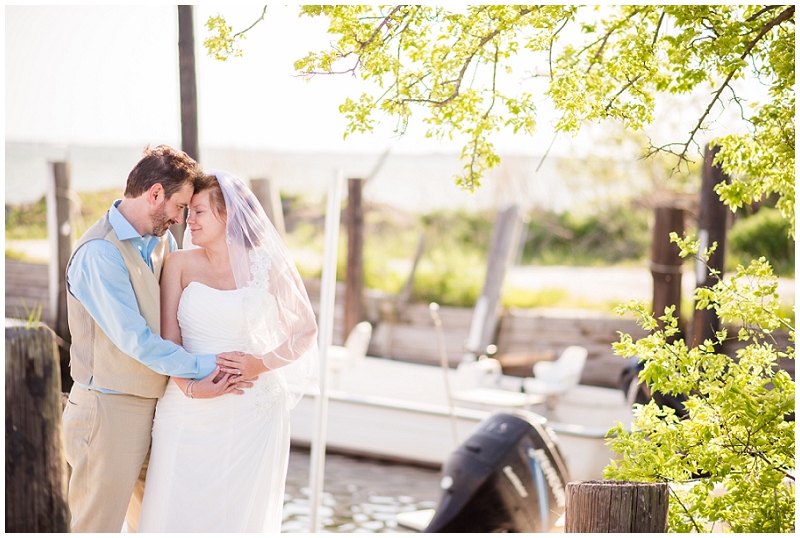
left=67, top=213, right=170, bottom=398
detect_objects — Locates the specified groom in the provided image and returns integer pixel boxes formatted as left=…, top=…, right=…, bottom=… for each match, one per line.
left=61, top=145, right=250, bottom=533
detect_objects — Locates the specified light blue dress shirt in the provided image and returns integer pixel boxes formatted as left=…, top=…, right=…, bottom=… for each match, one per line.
left=67, top=200, right=217, bottom=392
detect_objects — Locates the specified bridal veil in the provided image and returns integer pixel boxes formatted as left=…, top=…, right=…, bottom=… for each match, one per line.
left=184, top=170, right=320, bottom=407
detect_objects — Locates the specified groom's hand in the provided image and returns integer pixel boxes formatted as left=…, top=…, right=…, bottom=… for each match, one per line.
left=192, top=367, right=251, bottom=398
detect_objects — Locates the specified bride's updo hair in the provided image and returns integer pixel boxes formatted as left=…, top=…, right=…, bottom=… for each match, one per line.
left=198, top=172, right=265, bottom=249
left=195, top=174, right=227, bottom=220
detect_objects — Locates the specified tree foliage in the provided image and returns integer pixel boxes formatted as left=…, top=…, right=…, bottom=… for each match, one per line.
left=207, top=5, right=794, bottom=227
left=608, top=239, right=794, bottom=532
left=205, top=5, right=796, bottom=531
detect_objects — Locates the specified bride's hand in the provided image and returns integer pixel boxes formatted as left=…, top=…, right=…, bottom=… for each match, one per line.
left=216, top=351, right=269, bottom=381
left=192, top=366, right=252, bottom=398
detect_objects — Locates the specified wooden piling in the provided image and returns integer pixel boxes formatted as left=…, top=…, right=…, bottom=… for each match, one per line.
left=565, top=480, right=669, bottom=533
left=251, top=177, right=286, bottom=237
left=178, top=5, right=199, bottom=162
left=47, top=160, right=73, bottom=391
left=650, top=205, right=684, bottom=331
left=173, top=4, right=200, bottom=247
left=467, top=205, right=524, bottom=359
left=5, top=322, right=70, bottom=532
left=345, top=178, right=365, bottom=336
left=690, top=144, right=730, bottom=348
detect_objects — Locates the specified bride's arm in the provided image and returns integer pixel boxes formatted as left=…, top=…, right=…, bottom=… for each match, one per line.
left=217, top=264, right=317, bottom=377
left=160, top=251, right=184, bottom=346
left=160, top=252, right=252, bottom=398
left=160, top=252, right=192, bottom=395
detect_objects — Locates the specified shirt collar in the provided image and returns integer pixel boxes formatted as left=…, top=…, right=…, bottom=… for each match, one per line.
left=109, top=199, right=155, bottom=242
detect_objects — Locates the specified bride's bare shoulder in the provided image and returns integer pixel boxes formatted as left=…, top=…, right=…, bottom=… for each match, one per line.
left=163, top=249, right=205, bottom=278
left=165, top=248, right=203, bottom=264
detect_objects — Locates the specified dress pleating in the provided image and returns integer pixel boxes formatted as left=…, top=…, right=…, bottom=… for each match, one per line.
left=138, top=281, right=289, bottom=532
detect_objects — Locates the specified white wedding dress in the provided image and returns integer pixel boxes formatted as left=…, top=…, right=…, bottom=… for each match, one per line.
left=138, top=281, right=290, bottom=533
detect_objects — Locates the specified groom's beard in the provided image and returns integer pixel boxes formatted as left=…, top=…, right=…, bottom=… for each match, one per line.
left=151, top=205, right=174, bottom=237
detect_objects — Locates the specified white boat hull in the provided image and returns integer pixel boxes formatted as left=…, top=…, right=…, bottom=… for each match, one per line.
left=289, top=356, right=633, bottom=481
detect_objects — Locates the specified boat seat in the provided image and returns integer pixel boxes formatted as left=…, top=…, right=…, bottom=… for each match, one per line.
left=328, top=321, right=372, bottom=388
left=453, top=358, right=503, bottom=391
left=522, top=345, right=588, bottom=408
left=451, top=358, right=545, bottom=409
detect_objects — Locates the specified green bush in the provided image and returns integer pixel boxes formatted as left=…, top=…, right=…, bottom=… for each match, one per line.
left=5, top=189, right=120, bottom=241
left=5, top=197, right=48, bottom=239
left=501, top=286, right=570, bottom=308
left=522, top=206, right=650, bottom=265
left=5, top=247, right=27, bottom=261
left=728, top=208, right=794, bottom=277
left=420, top=209, right=494, bottom=251
left=410, top=249, right=485, bottom=307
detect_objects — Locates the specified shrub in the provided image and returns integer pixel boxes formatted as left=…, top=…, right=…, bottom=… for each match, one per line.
left=5, top=197, right=47, bottom=240
left=522, top=206, right=650, bottom=265
left=728, top=208, right=794, bottom=276
left=607, top=238, right=795, bottom=533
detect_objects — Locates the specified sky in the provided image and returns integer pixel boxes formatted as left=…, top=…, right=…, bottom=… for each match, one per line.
left=5, top=4, right=560, bottom=155
left=5, top=3, right=764, bottom=188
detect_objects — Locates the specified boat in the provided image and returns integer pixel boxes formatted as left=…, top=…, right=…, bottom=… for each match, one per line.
left=294, top=188, right=635, bottom=531
left=289, top=352, right=634, bottom=483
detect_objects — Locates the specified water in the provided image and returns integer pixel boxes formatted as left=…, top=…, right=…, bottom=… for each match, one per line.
left=5, top=141, right=585, bottom=213
left=283, top=446, right=442, bottom=533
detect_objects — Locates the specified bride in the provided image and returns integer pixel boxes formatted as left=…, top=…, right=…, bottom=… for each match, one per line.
left=137, top=171, right=319, bottom=532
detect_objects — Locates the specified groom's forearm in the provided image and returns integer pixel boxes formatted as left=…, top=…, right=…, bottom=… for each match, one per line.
left=68, top=244, right=219, bottom=380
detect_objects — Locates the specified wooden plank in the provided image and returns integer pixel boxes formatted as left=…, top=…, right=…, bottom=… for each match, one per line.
left=6, top=261, right=53, bottom=325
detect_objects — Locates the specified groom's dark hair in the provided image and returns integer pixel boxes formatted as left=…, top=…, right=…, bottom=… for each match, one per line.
left=124, top=145, right=202, bottom=199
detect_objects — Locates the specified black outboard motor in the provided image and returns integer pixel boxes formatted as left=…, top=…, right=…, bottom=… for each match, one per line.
left=425, top=410, right=570, bottom=533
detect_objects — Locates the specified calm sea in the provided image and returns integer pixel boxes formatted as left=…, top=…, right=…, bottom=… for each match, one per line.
left=5, top=141, right=580, bottom=213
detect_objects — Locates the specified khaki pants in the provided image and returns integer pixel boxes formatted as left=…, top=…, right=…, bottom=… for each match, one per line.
left=62, top=385, right=157, bottom=533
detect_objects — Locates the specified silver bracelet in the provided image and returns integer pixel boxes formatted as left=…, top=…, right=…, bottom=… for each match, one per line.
left=187, top=380, right=195, bottom=399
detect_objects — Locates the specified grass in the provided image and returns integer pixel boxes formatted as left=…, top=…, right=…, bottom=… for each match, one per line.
left=5, top=189, right=120, bottom=241
left=5, top=248, right=28, bottom=261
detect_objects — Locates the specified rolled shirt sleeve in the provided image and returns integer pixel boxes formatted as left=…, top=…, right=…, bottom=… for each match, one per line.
left=67, top=239, right=216, bottom=384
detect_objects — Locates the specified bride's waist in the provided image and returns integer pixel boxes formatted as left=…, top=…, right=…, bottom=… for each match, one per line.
left=181, top=340, right=246, bottom=356
left=163, top=372, right=282, bottom=401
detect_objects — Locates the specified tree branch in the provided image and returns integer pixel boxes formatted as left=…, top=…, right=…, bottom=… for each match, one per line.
left=548, top=14, right=573, bottom=76
left=355, top=5, right=407, bottom=50
left=652, top=10, right=666, bottom=48
left=572, top=7, right=647, bottom=74
left=433, top=8, right=532, bottom=107
left=604, top=73, right=645, bottom=114
left=746, top=5, right=782, bottom=23
left=233, top=6, right=268, bottom=39
left=678, top=6, right=794, bottom=162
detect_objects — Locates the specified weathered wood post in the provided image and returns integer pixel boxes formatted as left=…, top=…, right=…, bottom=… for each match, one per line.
left=344, top=178, right=365, bottom=337
left=173, top=4, right=200, bottom=247
left=47, top=160, right=73, bottom=391
left=251, top=177, right=286, bottom=238
left=5, top=321, right=70, bottom=532
left=690, top=144, right=730, bottom=348
left=465, top=205, right=523, bottom=361
left=650, top=205, right=685, bottom=331
left=644, top=204, right=690, bottom=415
left=565, top=480, right=669, bottom=532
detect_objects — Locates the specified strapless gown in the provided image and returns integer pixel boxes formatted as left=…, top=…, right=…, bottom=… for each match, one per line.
left=138, top=281, right=290, bottom=532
